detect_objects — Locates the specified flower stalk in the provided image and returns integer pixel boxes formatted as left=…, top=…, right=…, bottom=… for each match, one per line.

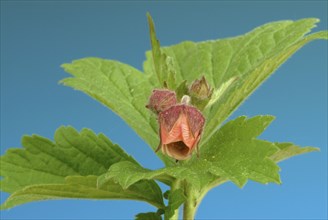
left=183, top=181, right=198, bottom=220
left=169, top=179, right=182, bottom=220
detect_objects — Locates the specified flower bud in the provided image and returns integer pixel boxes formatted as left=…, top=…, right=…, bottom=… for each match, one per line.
left=157, top=104, right=205, bottom=160
left=146, top=89, right=177, bottom=114
left=189, top=76, right=213, bottom=100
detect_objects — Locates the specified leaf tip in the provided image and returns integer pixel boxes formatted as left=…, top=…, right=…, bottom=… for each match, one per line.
left=312, top=147, right=320, bottom=152
left=21, top=134, right=33, bottom=147
left=263, top=114, right=276, bottom=125
left=146, top=12, right=154, bottom=27
left=233, top=178, right=247, bottom=189
left=58, top=78, right=66, bottom=85
left=306, top=146, right=320, bottom=153
left=58, top=78, right=74, bottom=87
left=275, top=176, right=282, bottom=185
left=60, top=63, right=70, bottom=70
left=311, top=17, right=320, bottom=24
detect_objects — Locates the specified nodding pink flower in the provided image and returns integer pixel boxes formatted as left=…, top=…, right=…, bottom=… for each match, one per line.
left=146, top=89, right=177, bottom=114
left=156, top=103, right=205, bottom=160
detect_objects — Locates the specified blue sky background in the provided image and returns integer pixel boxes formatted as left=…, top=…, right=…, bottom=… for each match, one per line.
left=1, top=1, right=327, bottom=219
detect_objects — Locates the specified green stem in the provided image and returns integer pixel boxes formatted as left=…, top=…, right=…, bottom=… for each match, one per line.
left=183, top=182, right=197, bottom=220
left=169, top=179, right=181, bottom=220
left=183, top=177, right=228, bottom=220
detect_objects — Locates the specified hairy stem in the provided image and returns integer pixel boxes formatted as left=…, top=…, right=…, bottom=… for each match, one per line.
left=183, top=182, right=197, bottom=220
left=169, top=179, right=182, bottom=220
left=183, top=177, right=228, bottom=220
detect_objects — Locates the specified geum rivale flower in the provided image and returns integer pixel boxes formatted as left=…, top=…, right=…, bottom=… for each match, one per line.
left=146, top=89, right=205, bottom=160
left=156, top=101, right=205, bottom=160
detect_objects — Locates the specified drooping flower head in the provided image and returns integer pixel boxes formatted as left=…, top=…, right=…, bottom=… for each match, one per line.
left=157, top=102, right=205, bottom=160
left=146, top=88, right=206, bottom=160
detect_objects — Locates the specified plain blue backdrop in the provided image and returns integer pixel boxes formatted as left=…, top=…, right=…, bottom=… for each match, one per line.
left=1, top=1, right=327, bottom=219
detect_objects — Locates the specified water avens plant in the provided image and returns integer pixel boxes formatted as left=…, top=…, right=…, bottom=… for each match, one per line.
left=1, top=14, right=327, bottom=219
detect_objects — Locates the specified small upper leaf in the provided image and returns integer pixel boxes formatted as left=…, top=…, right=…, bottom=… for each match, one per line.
left=147, top=13, right=177, bottom=89
left=61, top=58, right=174, bottom=166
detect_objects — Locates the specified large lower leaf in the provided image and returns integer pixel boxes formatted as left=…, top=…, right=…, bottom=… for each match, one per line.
left=0, top=126, right=137, bottom=193
left=0, top=127, right=164, bottom=210
left=1, top=176, right=164, bottom=210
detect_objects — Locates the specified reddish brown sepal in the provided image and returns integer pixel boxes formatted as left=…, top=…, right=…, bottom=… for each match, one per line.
left=157, top=104, right=205, bottom=160
left=146, top=89, right=177, bottom=114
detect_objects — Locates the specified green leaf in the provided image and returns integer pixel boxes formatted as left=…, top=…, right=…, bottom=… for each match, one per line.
left=135, top=212, right=162, bottom=220
left=61, top=58, right=174, bottom=167
left=206, top=76, right=238, bottom=108
left=143, top=18, right=327, bottom=145
left=205, top=139, right=280, bottom=187
left=200, top=116, right=281, bottom=187
left=147, top=13, right=177, bottom=89
left=202, top=28, right=328, bottom=144
left=175, top=80, right=189, bottom=101
left=270, top=142, right=319, bottom=163
left=1, top=127, right=164, bottom=210
left=97, top=161, right=190, bottom=189
left=1, top=176, right=165, bottom=210
left=0, top=126, right=137, bottom=193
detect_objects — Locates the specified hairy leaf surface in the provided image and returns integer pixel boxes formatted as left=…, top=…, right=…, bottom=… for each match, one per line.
left=0, top=127, right=164, bottom=209
left=1, top=176, right=164, bottom=210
